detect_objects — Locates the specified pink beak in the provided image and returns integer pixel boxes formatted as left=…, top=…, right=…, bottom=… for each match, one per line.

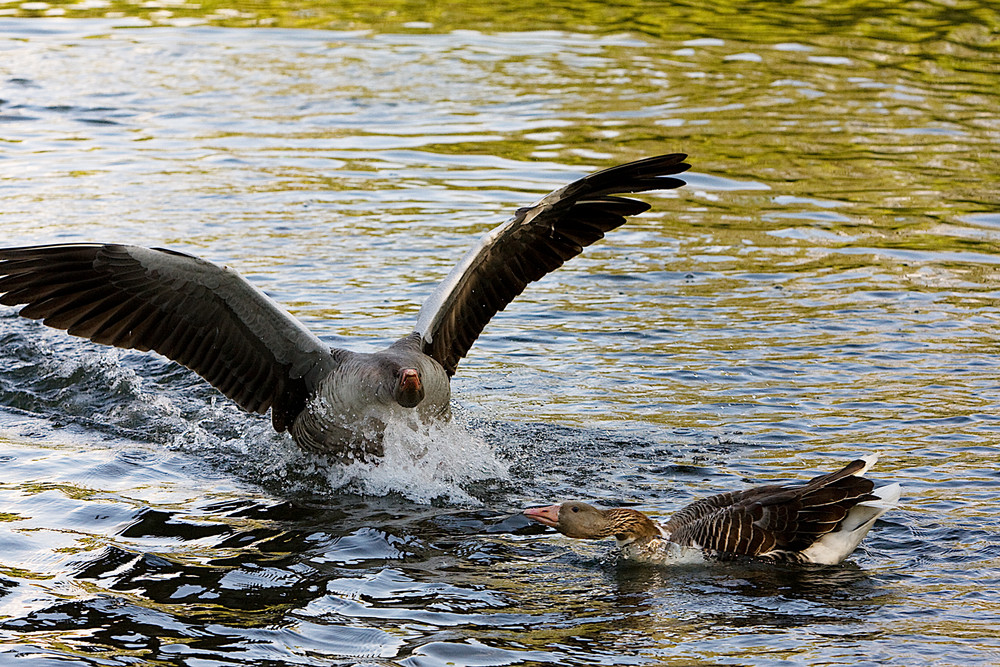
left=523, top=504, right=561, bottom=528
left=400, top=368, right=421, bottom=390
left=395, top=368, right=424, bottom=408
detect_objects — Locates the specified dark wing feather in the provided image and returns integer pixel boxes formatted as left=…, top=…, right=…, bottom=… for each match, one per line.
left=0, top=244, right=336, bottom=431
left=414, top=154, right=690, bottom=375
left=664, top=458, right=879, bottom=559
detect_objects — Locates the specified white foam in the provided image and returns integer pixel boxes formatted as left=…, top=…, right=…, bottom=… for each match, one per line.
left=4, top=337, right=509, bottom=505
left=165, top=406, right=511, bottom=505
left=323, top=417, right=510, bottom=505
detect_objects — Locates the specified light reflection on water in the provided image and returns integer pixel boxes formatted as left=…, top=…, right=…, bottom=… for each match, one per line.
left=1, top=5, right=1000, bottom=665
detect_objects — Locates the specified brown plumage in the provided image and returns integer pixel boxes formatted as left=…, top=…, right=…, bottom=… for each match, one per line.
left=0, top=154, right=689, bottom=460
left=523, top=455, right=901, bottom=565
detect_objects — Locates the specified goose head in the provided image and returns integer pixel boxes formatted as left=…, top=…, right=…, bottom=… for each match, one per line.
left=366, top=354, right=425, bottom=409
left=524, top=501, right=661, bottom=544
left=393, top=367, right=424, bottom=407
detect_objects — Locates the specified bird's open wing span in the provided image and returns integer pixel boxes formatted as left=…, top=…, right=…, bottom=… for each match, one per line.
left=0, top=244, right=336, bottom=431
left=662, top=458, right=879, bottom=557
left=414, top=153, right=690, bottom=376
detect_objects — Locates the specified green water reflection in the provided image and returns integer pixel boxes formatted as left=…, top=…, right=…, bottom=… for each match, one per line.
left=3, top=0, right=999, bottom=43
left=2, top=3, right=1000, bottom=664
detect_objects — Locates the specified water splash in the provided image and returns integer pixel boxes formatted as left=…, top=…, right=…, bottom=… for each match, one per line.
left=152, top=393, right=511, bottom=505
left=322, top=418, right=510, bottom=505
left=0, top=320, right=510, bottom=505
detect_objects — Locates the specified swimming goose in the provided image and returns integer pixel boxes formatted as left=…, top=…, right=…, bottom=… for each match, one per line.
left=524, top=454, right=901, bottom=565
left=0, top=154, right=689, bottom=460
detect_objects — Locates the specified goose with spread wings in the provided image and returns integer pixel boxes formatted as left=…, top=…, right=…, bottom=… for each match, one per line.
left=0, top=154, right=689, bottom=460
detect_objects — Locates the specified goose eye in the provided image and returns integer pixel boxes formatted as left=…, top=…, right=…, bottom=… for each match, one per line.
left=571, top=506, right=580, bottom=513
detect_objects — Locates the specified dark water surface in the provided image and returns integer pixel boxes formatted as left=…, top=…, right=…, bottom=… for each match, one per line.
left=1, top=4, right=999, bottom=665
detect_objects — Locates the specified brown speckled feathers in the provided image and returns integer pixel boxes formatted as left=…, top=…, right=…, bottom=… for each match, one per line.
left=663, top=458, right=879, bottom=560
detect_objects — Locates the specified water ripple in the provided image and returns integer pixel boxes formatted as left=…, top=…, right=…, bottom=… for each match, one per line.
left=1, top=6, right=1000, bottom=666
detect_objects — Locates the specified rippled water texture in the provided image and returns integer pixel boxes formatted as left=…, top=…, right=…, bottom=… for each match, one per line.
left=1, top=4, right=999, bottom=665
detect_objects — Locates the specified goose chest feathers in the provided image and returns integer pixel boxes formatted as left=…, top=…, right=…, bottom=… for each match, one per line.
left=0, top=154, right=689, bottom=461
left=524, top=454, right=902, bottom=566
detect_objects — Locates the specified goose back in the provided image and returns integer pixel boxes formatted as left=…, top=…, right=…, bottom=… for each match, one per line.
left=664, top=458, right=881, bottom=562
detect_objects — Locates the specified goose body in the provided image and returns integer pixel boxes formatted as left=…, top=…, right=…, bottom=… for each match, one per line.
left=524, top=454, right=901, bottom=565
left=0, top=154, right=689, bottom=461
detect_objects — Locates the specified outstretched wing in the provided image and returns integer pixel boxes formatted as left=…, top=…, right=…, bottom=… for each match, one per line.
left=414, top=153, right=690, bottom=376
left=0, top=244, right=336, bottom=431
left=663, top=458, right=879, bottom=558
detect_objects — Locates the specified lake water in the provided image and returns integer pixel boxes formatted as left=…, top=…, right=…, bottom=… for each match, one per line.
left=1, top=3, right=999, bottom=665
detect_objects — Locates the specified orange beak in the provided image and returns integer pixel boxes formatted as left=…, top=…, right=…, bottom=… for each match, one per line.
left=523, top=504, right=561, bottom=528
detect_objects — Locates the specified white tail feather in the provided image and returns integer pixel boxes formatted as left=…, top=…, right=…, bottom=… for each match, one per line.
left=802, top=481, right=901, bottom=565
left=856, top=452, right=880, bottom=475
